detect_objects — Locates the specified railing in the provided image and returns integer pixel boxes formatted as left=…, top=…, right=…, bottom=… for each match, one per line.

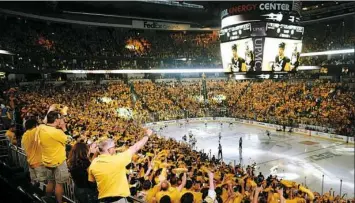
left=2, top=141, right=144, bottom=203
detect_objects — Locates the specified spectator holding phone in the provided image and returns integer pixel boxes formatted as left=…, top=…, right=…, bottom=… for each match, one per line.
left=37, top=111, right=71, bottom=203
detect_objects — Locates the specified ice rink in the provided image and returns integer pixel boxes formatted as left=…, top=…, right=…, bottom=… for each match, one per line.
left=155, top=121, right=355, bottom=198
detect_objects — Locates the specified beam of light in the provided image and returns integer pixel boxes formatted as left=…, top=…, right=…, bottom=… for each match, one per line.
left=0, top=50, right=14, bottom=55
left=57, top=68, right=225, bottom=74
left=300, top=49, right=354, bottom=57
left=297, top=66, right=320, bottom=70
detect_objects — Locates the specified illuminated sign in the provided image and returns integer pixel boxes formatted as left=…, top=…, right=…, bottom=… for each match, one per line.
left=221, top=3, right=292, bottom=19
left=220, top=23, right=251, bottom=42
left=266, top=23, right=304, bottom=40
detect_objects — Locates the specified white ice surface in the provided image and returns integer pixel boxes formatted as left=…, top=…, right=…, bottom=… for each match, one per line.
left=156, top=122, right=355, bottom=198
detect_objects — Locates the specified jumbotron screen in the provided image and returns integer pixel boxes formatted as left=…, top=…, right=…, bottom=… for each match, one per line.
left=220, top=27, right=303, bottom=72
left=220, top=2, right=304, bottom=73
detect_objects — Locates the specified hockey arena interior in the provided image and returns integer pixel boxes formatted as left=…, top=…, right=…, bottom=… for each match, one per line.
left=0, top=1, right=354, bottom=203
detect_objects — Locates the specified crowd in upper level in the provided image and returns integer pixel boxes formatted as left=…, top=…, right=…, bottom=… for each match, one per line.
left=0, top=15, right=354, bottom=71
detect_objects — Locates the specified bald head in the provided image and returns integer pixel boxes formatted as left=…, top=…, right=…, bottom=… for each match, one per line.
left=161, top=180, right=169, bottom=191
left=99, top=139, right=116, bottom=155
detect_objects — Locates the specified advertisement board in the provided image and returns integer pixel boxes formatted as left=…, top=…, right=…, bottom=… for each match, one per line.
left=132, top=20, right=190, bottom=30
left=262, top=37, right=302, bottom=72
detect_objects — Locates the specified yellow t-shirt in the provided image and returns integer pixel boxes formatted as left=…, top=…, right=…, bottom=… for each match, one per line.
left=221, top=188, right=229, bottom=202
left=180, top=189, right=202, bottom=203
left=5, top=130, right=16, bottom=145
left=21, top=128, right=42, bottom=168
left=156, top=187, right=180, bottom=203
left=233, top=192, right=243, bottom=203
left=146, top=185, right=160, bottom=203
left=38, top=125, right=67, bottom=167
left=88, top=151, right=132, bottom=199
left=286, top=197, right=306, bottom=203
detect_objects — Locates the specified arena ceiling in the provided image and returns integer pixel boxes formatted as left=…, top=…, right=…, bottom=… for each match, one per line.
left=0, top=1, right=352, bottom=28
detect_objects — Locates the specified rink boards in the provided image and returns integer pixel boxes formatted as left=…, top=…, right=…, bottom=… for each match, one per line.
left=144, top=117, right=354, bottom=144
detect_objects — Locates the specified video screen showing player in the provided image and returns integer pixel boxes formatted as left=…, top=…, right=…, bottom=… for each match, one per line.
left=272, top=42, right=291, bottom=72
left=245, top=42, right=255, bottom=72
left=263, top=38, right=302, bottom=72
left=228, top=44, right=246, bottom=73
left=290, top=44, right=300, bottom=72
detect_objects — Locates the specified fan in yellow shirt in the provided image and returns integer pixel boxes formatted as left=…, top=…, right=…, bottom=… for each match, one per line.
left=180, top=180, right=203, bottom=203
left=21, top=119, right=47, bottom=184
left=88, top=129, right=152, bottom=201
left=37, top=111, right=70, bottom=203
left=5, top=124, right=17, bottom=145
left=155, top=173, right=186, bottom=203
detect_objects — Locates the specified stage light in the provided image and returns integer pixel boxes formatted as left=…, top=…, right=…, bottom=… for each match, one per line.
left=0, top=50, right=14, bottom=55
left=300, top=49, right=354, bottom=57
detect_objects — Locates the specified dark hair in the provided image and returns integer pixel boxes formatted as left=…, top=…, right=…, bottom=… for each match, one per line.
left=142, top=180, right=151, bottom=190
left=130, top=187, right=137, bottom=197
left=160, top=195, right=171, bottom=203
left=25, top=118, right=38, bottom=130
left=67, top=142, right=89, bottom=169
left=46, top=111, right=61, bottom=124
left=185, top=180, right=193, bottom=189
left=201, top=188, right=209, bottom=200
left=216, top=196, right=223, bottom=203
left=180, top=193, right=194, bottom=203
left=279, top=42, right=286, bottom=49
left=215, top=187, right=222, bottom=196
left=232, top=44, right=237, bottom=51
left=170, top=176, right=177, bottom=185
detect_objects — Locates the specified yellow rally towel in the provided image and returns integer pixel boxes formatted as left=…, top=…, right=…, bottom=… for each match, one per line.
left=299, top=185, right=315, bottom=200
left=172, top=168, right=188, bottom=176
left=280, top=180, right=296, bottom=188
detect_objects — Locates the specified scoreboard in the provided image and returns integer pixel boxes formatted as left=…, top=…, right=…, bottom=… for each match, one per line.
left=266, top=23, right=304, bottom=40
left=220, top=1, right=304, bottom=73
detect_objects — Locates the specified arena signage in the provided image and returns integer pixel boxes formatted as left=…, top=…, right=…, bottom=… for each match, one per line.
left=253, top=37, right=264, bottom=71
left=221, top=3, right=291, bottom=19
left=132, top=20, right=190, bottom=30
left=219, top=23, right=251, bottom=42
left=220, top=22, right=267, bottom=43
left=266, top=23, right=304, bottom=40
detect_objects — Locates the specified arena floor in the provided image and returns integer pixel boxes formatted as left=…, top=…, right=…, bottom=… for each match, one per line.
left=155, top=121, right=355, bottom=198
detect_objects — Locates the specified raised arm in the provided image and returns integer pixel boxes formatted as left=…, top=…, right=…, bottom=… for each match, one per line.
left=208, top=171, right=214, bottom=191
left=252, top=186, right=263, bottom=203
left=144, top=164, right=153, bottom=179
left=128, top=129, right=152, bottom=155
left=277, top=188, right=286, bottom=203
left=177, top=173, right=187, bottom=192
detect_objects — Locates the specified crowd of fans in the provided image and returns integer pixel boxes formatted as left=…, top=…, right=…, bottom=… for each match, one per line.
left=0, top=15, right=221, bottom=71
left=0, top=79, right=353, bottom=203
left=1, top=14, right=354, bottom=71
left=0, top=10, right=354, bottom=203
left=0, top=78, right=354, bottom=203
left=302, top=17, right=354, bottom=53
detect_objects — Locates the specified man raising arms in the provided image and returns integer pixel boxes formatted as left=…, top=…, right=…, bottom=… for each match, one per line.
left=89, top=128, right=153, bottom=203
